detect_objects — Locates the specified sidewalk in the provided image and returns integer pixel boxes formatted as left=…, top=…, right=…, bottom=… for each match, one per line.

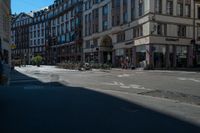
left=111, top=67, right=200, bottom=73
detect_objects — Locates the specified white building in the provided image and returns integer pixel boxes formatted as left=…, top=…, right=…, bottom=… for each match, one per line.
left=29, top=9, right=48, bottom=64
left=83, top=0, right=200, bottom=68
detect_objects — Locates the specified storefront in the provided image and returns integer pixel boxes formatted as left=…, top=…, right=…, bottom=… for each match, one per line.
left=136, top=45, right=146, bottom=67
left=85, top=52, right=98, bottom=63
left=176, top=46, right=188, bottom=67
left=196, top=45, right=200, bottom=66
left=115, top=49, right=125, bottom=67
left=152, top=45, right=166, bottom=68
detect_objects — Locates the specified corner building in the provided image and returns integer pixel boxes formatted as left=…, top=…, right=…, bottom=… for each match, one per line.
left=83, top=0, right=200, bottom=68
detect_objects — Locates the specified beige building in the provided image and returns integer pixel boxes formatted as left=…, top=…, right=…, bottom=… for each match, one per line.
left=83, top=0, right=200, bottom=68
left=0, top=0, right=11, bottom=65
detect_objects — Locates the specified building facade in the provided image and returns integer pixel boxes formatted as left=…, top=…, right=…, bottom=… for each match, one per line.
left=12, top=0, right=83, bottom=65
left=83, top=0, right=200, bottom=68
left=11, top=0, right=200, bottom=68
left=45, top=0, right=83, bottom=64
left=29, top=10, right=48, bottom=64
left=11, top=13, right=33, bottom=64
left=0, top=0, right=11, bottom=65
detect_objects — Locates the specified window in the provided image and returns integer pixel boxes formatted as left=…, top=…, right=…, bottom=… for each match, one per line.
left=197, top=24, right=200, bottom=40
left=38, top=39, right=40, bottom=45
left=167, top=0, right=173, bottom=15
left=102, top=4, right=108, bottom=31
left=178, top=25, right=186, bottom=37
left=93, top=39, right=98, bottom=47
left=123, top=0, right=128, bottom=23
left=38, top=30, right=40, bottom=37
left=85, top=14, right=88, bottom=36
left=139, top=0, right=144, bottom=16
left=92, top=9, right=99, bottom=33
left=117, top=32, right=125, bottom=42
left=198, top=7, right=200, bottom=19
left=185, top=4, right=191, bottom=17
left=85, top=40, right=90, bottom=48
left=112, top=0, right=120, bottom=26
left=155, top=0, right=162, bottom=13
left=157, top=23, right=167, bottom=36
left=157, top=24, right=162, bottom=35
left=177, top=3, right=183, bottom=16
left=42, top=29, right=44, bottom=37
left=131, top=0, right=135, bottom=20
left=133, top=26, right=143, bottom=38
left=102, top=4, right=108, bottom=16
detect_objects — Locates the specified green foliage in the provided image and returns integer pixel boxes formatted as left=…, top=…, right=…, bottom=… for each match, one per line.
left=32, top=55, right=43, bottom=67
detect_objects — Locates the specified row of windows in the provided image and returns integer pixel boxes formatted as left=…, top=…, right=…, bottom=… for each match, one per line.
left=30, top=39, right=45, bottom=46
left=155, top=0, right=191, bottom=17
left=84, top=0, right=105, bottom=11
left=30, top=29, right=45, bottom=39
left=13, top=18, right=32, bottom=27
left=156, top=23, right=187, bottom=37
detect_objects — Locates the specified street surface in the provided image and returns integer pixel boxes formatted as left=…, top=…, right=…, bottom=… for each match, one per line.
left=0, top=65, right=200, bottom=132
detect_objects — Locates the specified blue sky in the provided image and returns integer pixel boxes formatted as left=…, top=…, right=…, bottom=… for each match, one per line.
left=12, top=0, right=54, bottom=14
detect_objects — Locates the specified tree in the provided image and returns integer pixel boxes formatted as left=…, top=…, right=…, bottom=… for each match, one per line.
left=32, top=55, right=43, bottom=67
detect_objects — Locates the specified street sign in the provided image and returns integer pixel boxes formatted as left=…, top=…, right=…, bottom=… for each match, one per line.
left=10, top=44, right=16, bottom=49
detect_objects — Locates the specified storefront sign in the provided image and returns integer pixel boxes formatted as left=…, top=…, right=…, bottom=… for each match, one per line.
left=165, top=38, right=179, bottom=42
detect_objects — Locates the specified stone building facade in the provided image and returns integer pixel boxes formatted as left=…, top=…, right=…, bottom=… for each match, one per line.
left=11, top=0, right=200, bottom=68
left=83, top=0, right=200, bottom=68
left=45, top=0, right=83, bottom=64
left=11, top=13, right=33, bottom=64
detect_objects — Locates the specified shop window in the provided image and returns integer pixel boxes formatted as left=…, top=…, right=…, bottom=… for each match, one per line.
left=176, top=46, right=187, bottom=67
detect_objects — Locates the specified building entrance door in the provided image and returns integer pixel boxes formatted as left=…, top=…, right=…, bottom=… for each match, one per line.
left=103, top=52, right=112, bottom=64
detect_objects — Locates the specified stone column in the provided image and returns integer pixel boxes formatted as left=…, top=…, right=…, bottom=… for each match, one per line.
left=187, top=45, right=194, bottom=67
left=132, top=46, right=137, bottom=67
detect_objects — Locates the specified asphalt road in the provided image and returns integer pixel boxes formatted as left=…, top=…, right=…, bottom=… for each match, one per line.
left=0, top=66, right=200, bottom=132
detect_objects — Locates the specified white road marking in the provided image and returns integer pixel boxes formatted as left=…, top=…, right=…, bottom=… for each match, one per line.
left=102, top=81, right=152, bottom=90
left=177, top=77, right=200, bottom=83
left=117, top=74, right=130, bottom=78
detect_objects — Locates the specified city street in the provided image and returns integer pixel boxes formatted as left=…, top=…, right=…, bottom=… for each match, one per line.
left=0, top=66, right=200, bottom=132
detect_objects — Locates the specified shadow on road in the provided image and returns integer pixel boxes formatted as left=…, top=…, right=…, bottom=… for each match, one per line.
left=0, top=70, right=200, bottom=133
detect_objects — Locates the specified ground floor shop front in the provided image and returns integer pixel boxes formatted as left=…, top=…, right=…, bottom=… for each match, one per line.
left=84, top=44, right=200, bottom=69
